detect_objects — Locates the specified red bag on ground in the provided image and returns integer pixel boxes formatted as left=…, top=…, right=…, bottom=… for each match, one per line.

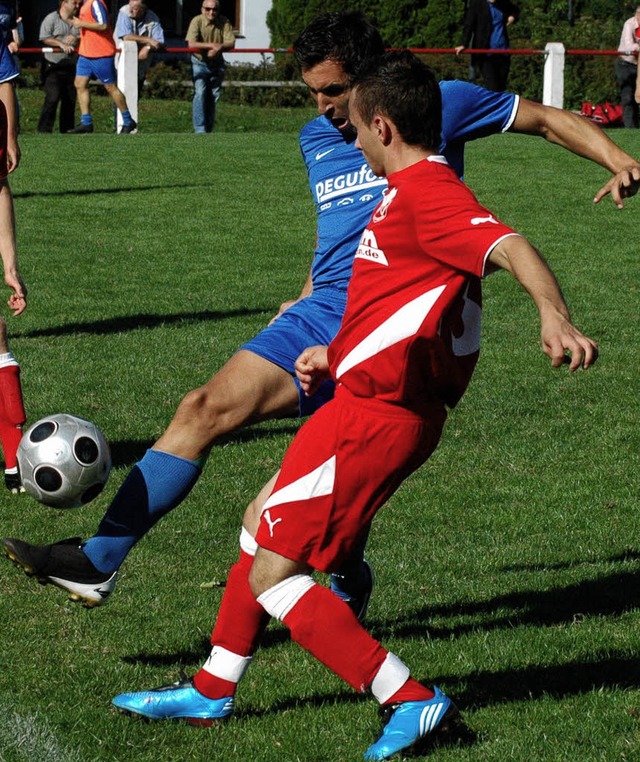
left=580, top=101, right=624, bottom=127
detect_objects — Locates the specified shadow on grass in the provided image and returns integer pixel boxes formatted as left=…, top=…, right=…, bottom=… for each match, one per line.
left=13, top=182, right=214, bottom=200
left=13, top=307, right=267, bottom=340
left=367, top=564, right=640, bottom=643
left=109, top=424, right=301, bottom=468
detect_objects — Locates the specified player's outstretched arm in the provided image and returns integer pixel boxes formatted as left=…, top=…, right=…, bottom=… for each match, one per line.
left=487, top=236, right=598, bottom=371
left=512, top=99, right=640, bottom=208
left=295, top=345, right=330, bottom=396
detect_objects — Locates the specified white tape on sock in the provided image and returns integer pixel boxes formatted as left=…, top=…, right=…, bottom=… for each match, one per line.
left=370, top=652, right=411, bottom=704
left=201, top=645, right=253, bottom=683
left=256, top=574, right=315, bottom=621
left=239, top=526, right=258, bottom=556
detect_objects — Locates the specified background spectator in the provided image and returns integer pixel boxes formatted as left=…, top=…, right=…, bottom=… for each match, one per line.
left=38, top=0, right=80, bottom=134
left=185, top=0, right=235, bottom=134
left=617, top=6, right=640, bottom=128
left=455, top=0, right=519, bottom=92
left=115, top=0, right=165, bottom=94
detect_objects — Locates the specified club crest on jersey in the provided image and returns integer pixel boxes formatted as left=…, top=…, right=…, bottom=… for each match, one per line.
left=355, top=229, right=389, bottom=265
left=372, top=187, right=398, bottom=223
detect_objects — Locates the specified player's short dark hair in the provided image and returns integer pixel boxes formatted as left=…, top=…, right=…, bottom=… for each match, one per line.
left=293, top=12, right=385, bottom=83
left=352, top=51, right=442, bottom=153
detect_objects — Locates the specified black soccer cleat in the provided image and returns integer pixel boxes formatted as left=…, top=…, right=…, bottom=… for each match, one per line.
left=4, top=470, right=25, bottom=494
left=119, top=120, right=137, bottom=134
left=2, top=536, right=117, bottom=607
left=67, top=123, right=94, bottom=134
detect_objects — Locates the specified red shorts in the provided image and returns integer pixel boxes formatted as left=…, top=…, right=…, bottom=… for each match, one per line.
left=255, top=386, right=446, bottom=573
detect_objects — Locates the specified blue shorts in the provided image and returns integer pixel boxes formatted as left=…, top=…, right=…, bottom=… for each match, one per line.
left=241, top=287, right=347, bottom=417
left=76, top=55, right=117, bottom=85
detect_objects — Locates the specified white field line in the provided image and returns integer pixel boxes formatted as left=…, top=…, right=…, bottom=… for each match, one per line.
left=0, top=700, right=82, bottom=762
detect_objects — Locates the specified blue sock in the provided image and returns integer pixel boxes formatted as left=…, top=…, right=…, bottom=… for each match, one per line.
left=121, top=109, right=133, bottom=126
left=81, top=113, right=93, bottom=126
left=82, top=449, right=201, bottom=573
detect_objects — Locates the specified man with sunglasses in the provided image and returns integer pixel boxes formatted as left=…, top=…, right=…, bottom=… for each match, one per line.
left=185, top=0, right=235, bottom=133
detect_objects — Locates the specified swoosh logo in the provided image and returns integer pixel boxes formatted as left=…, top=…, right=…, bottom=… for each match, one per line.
left=315, top=148, right=335, bottom=161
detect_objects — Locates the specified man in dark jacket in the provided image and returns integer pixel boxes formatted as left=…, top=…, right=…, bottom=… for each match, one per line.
left=455, top=0, right=519, bottom=91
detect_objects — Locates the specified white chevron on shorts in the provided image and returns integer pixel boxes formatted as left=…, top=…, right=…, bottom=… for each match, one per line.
left=262, top=455, right=336, bottom=511
left=335, top=285, right=446, bottom=379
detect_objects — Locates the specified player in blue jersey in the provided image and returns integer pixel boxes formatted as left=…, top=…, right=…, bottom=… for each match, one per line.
left=3, top=11, right=638, bottom=610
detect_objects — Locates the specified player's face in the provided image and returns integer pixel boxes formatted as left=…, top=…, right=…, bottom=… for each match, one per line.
left=302, top=60, right=353, bottom=136
left=350, top=98, right=385, bottom=176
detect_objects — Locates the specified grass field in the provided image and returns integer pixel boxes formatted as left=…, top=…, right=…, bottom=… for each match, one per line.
left=0, top=91, right=638, bottom=762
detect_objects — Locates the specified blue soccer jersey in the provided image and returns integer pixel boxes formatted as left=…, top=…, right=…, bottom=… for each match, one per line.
left=0, top=1, right=18, bottom=84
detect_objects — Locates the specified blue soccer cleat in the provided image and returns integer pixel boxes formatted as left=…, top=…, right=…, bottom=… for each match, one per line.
left=330, top=558, right=375, bottom=622
left=364, top=687, right=459, bottom=760
left=112, top=676, right=234, bottom=727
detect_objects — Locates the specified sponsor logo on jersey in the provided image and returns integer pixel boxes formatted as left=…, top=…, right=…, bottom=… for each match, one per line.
left=320, top=202, right=332, bottom=211
left=372, top=187, right=398, bottom=223
left=359, top=193, right=374, bottom=202
left=315, top=163, right=386, bottom=204
left=337, top=197, right=354, bottom=206
left=315, top=148, right=335, bottom=160
left=355, top=229, right=389, bottom=265
left=470, top=214, right=498, bottom=225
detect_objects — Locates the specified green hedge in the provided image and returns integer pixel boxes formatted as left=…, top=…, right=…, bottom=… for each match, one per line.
left=267, top=0, right=629, bottom=109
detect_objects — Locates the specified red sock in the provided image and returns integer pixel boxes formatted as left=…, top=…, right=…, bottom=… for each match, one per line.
left=282, top=582, right=388, bottom=693
left=0, top=364, right=25, bottom=470
left=385, top=677, right=434, bottom=705
left=193, top=550, right=269, bottom=699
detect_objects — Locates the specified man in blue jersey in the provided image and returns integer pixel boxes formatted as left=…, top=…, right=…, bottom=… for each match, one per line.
left=3, top=11, right=639, bottom=611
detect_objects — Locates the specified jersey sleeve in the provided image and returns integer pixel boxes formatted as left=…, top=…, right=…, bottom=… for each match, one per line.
left=91, top=0, right=108, bottom=25
left=440, top=80, right=519, bottom=146
left=413, top=171, right=518, bottom=277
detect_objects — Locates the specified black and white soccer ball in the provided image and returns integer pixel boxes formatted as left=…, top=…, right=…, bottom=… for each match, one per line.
left=17, top=414, right=111, bottom=509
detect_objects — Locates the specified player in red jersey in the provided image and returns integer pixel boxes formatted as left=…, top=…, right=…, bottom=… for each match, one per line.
left=111, top=52, right=598, bottom=760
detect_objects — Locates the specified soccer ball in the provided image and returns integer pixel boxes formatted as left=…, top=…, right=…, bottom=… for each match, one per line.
left=17, top=414, right=111, bottom=509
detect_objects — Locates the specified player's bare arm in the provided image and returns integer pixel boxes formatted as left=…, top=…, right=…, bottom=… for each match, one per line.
left=0, top=83, right=19, bottom=173
left=512, top=99, right=640, bottom=208
left=295, top=345, right=330, bottom=396
left=487, top=236, right=599, bottom=370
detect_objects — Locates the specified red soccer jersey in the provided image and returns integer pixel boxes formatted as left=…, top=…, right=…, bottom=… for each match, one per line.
left=328, top=156, right=519, bottom=411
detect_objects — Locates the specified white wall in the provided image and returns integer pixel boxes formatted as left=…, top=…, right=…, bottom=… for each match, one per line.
left=226, top=0, right=274, bottom=65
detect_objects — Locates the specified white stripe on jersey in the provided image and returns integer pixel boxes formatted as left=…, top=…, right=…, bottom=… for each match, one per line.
left=91, top=0, right=107, bottom=25
left=335, top=285, right=446, bottom=379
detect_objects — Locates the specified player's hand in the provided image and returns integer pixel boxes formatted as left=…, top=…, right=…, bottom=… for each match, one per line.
left=593, top=164, right=640, bottom=208
left=295, top=345, right=330, bottom=396
left=540, top=308, right=598, bottom=371
left=5, top=272, right=26, bottom=316
left=268, top=299, right=297, bottom=326
left=6, top=137, right=20, bottom=174
left=454, top=45, right=465, bottom=56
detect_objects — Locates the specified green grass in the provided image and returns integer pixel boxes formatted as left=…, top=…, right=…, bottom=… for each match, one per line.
left=0, top=100, right=639, bottom=762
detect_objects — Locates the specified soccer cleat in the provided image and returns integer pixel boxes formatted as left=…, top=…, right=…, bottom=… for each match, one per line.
left=330, top=558, right=375, bottom=622
left=67, top=123, right=94, bottom=134
left=2, top=537, right=117, bottom=607
left=364, top=687, right=459, bottom=760
left=4, top=471, right=25, bottom=494
left=119, top=120, right=137, bottom=134
left=112, top=676, right=234, bottom=726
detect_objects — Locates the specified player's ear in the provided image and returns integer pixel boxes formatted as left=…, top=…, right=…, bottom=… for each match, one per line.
left=373, top=114, right=392, bottom=146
